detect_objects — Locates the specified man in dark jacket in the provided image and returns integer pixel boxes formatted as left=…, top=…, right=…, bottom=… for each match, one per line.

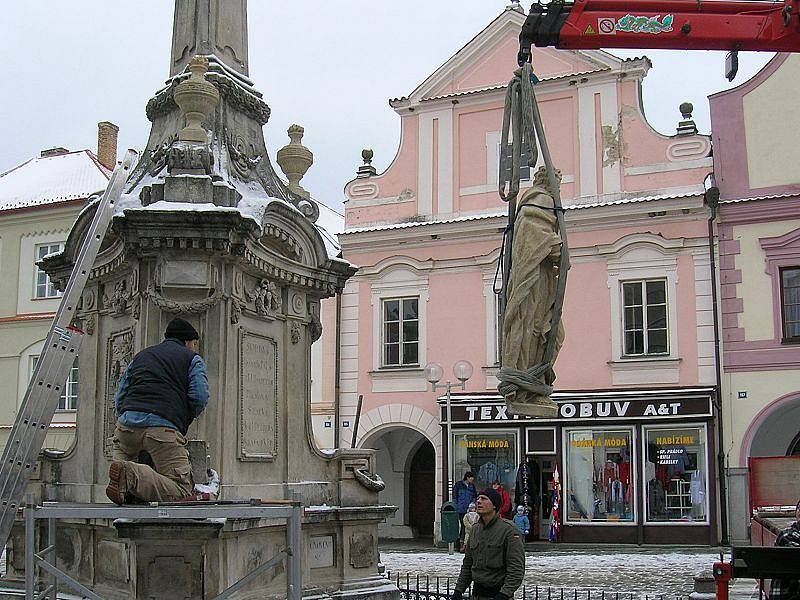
left=452, top=487, right=525, bottom=600
left=453, top=472, right=477, bottom=543
left=105, top=318, right=209, bottom=504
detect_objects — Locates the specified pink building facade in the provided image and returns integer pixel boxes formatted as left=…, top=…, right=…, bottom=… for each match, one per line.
left=339, top=7, right=721, bottom=544
left=709, top=53, right=800, bottom=545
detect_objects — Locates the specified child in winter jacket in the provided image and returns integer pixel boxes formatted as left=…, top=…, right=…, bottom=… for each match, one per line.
left=513, top=505, right=530, bottom=536
left=461, top=503, right=480, bottom=552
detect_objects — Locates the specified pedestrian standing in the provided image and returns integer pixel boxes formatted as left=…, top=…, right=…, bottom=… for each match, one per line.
left=462, top=502, right=480, bottom=552
left=513, top=505, right=530, bottom=536
left=451, top=488, right=525, bottom=600
left=106, top=318, right=209, bottom=504
left=453, top=472, right=477, bottom=542
left=769, top=499, right=800, bottom=600
left=493, top=480, right=513, bottom=519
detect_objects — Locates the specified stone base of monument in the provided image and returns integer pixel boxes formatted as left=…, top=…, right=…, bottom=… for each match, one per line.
left=1, top=505, right=399, bottom=599
left=508, top=399, right=560, bottom=418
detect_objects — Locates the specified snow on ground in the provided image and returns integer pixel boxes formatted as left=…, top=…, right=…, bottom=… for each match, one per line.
left=380, top=547, right=723, bottom=596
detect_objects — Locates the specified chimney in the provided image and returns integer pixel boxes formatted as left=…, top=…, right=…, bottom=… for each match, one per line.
left=97, top=121, right=119, bottom=169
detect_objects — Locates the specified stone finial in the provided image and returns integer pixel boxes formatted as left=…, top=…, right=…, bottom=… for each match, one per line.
left=356, top=149, right=377, bottom=178
left=173, top=56, right=220, bottom=143
left=506, top=0, right=524, bottom=13
left=677, top=101, right=698, bottom=136
left=276, top=124, right=313, bottom=199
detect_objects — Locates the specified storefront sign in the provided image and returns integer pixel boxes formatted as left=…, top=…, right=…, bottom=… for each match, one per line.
left=442, top=395, right=712, bottom=424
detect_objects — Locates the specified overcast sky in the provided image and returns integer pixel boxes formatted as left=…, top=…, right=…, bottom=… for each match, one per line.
left=0, top=2, right=774, bottom=212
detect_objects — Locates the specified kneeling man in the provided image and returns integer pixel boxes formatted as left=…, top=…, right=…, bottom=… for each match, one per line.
left=106, top=318, right=209, bottom=504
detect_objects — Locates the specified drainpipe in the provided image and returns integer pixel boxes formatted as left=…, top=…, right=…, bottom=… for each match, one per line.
left=705, top=183, right=729, bottom=545
left=334, top=292, right=342, bottom=449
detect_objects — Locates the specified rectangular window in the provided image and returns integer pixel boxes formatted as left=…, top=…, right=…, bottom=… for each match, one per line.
left=34, top=243, right=63, bottom=299
left=781, top=267, right=800, bottom=342
left=31, top=356, right=78, bottom=410
left=382, top=297, right=419, bottom=367
left=452, top=430, right=518, bottom=499
left=622, top=279, right=668, bottom=356
left=564, top=428, right=635, bottom=523
left=644, top=426, right=708, bottom=524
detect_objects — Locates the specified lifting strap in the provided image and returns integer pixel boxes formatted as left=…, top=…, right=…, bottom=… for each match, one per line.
left=496, top=62, right=570, bottom=398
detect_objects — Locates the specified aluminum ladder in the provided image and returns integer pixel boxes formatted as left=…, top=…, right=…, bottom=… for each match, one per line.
left=0, top=150, right=136, bottom=549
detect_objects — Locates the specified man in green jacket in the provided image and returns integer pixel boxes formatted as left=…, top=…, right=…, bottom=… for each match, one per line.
left=452, top=487, right=526, bottom=600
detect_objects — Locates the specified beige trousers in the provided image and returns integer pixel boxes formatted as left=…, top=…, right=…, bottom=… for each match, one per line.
left=111, top=422, right=194, bottom=502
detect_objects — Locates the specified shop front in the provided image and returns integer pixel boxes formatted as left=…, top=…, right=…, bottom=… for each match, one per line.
left=439, top=388, right=718, bottom=545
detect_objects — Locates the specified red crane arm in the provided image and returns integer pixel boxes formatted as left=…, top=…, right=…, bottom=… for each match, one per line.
left=519, top=0, right=800, bottom=60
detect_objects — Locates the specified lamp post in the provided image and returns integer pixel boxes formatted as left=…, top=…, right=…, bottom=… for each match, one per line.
left=424, top=360, right=474, bottom=504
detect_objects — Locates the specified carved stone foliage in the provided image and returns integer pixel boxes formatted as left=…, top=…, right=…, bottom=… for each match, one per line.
left=226, top=130, right=262, bottom=178
left=104, top=329, right=135, bottom=457
left=349, top=533, right=374, bottom=569
left=102, top=278, right=131, bottom=317
left=245, top=279, right=282, bottom=318
left=167, top=141, right=213, bottom=174
left=290, top=322, right=301, bottom=345
left=149, top=135, right=177, bottom=176
left=238, top=330, right=278, bottom=461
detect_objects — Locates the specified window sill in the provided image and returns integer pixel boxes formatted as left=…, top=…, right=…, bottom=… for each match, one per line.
left=369, top=367, right=427, bottom=393
left=608, top=357, right=681, bottom=385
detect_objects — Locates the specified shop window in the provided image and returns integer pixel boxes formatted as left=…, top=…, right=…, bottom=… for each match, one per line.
left=644, top=426, right=707, bottom=524
left=622, top=279, right=668, bottom=356
left=34, top=243, right=63, bottom=299
left=781, top=267, right=800, bottom=342
left=564, top=428, right=634, bottom=523
left=381, top=297, right=419, bottom=367
left=452, top=431, right=518, bottom=497
left=30, top=355, right=78, bottom=410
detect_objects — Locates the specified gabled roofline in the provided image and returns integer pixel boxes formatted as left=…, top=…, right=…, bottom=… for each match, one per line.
left=389, top=7, right=642, bottom=109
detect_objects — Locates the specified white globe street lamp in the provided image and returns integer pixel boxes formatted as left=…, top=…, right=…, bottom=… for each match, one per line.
left=423, top=360, right=473, bottom=554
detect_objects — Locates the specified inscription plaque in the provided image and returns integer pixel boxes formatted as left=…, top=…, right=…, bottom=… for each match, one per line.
left=238, top=330, right=278, bottom=461
left=308, top=535, right=334, bottom=569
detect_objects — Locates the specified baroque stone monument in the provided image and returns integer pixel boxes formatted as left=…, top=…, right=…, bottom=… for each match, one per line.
left=3, top=2, right=398, bottom=598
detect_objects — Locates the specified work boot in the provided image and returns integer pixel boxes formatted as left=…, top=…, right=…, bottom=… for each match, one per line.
left=106, top=461, right=133, bottom=505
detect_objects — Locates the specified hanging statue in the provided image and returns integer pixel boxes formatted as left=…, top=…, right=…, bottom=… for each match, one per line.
left=498, top=166, right=565, bottom=418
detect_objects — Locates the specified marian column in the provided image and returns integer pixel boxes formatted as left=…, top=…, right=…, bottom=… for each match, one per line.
left=12, top=1, right=399, bottom=599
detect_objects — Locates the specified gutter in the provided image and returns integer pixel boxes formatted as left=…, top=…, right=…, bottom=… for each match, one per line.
left=705, top=184, right=730, bottom=546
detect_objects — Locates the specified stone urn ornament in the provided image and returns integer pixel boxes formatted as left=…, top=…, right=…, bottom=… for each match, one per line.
left=277, top=124, right=313, bottom=199
left=173, top=56, right=220, bottom=143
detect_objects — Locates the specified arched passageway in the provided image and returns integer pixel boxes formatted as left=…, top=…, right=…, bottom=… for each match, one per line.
left=362, top=426, right=435, bottom=539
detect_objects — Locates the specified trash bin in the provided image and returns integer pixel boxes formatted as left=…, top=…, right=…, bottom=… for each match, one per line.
left=440, top=501, right=460, bottom=544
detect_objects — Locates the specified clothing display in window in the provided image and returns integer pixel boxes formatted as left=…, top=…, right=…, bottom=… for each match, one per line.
left=565, top=429, right=634, bottom=523
left=644, top=427, right=707, bottom=523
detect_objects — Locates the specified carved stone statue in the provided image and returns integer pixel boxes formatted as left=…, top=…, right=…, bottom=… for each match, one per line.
left=499, top=166, right=565, bottom=418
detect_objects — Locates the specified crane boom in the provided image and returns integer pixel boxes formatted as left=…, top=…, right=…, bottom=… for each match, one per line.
left=519, top=0, right=800, bottom=63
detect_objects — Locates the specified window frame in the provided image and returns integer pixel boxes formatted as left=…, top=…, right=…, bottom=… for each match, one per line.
left=641, top=423, right=710, bottom=526
left=621, top=278, right=670, bottom=357
left=562, top=426, right=638, bottom=526
left=380, top=296, right=420, bottom=368
left=30, top=355, right=78, bottom=411
left=33, top=242, right=64, bottom=300
left=779, top=266, right=800, bottom=344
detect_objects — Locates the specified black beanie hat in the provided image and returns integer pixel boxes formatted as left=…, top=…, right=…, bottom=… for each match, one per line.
left=164, top=318, right=199, bottom=342
left=479, top=487, right=503, bottom=512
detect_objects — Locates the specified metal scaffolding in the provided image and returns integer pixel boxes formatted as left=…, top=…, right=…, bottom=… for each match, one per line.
left=23, top=498, right=303, bottom=600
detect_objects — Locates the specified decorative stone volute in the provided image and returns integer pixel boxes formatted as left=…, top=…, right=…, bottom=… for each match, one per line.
left=173, top=56, right=220, bottom=143
left=276, top=124, right=313, bottom=199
